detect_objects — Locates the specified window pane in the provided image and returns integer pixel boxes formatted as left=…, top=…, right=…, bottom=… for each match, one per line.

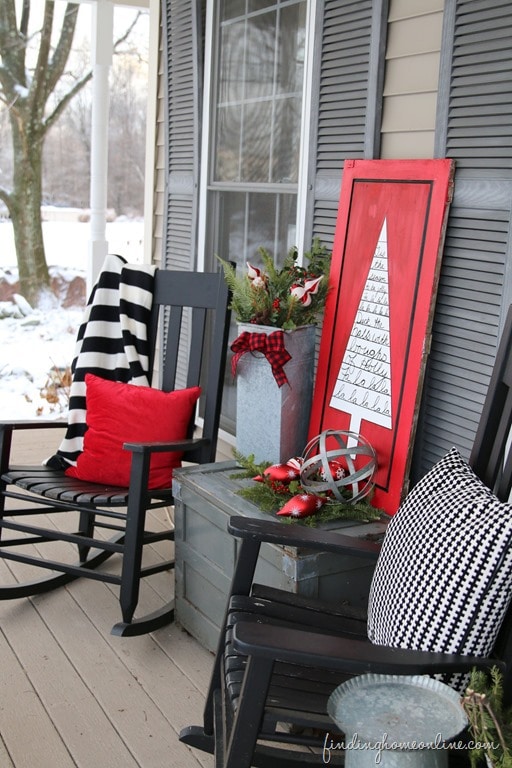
left=216, top=191, right=297, bottom=265
left=271, top=96, right=301, bottom=182
left=277, top=3, right=306, bottom=94
left=245, top=192, right=297, bottom=257
left=220, top=0, right=245, bottom=21
left=216, top=104, right=242, bottom=181
left=275, top=193, right=297, bottom=252
left=245, top=11, right=276, bottom=101
left=219, top=18, right=245, bottom=104
left=217, top=191, right=246, bottom=259
left=214, top=192, right=297, bottom=262
left=241, top=100, right=272, bottom=182
left=246, top=193, right=278, bottom=255
left=248, top=0, right=274, bottom=12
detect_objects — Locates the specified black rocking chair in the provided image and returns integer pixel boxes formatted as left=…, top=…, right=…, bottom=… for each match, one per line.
left=180, top=304, right=512, bottom=767
left=0, top=268, right=231, bottom=636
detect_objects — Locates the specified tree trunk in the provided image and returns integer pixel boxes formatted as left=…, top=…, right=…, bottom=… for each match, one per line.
left=10, top=136, right=52, bottom=308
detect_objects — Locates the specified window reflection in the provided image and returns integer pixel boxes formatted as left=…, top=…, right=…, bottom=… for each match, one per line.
left=215, top=0, right=305, bottom=184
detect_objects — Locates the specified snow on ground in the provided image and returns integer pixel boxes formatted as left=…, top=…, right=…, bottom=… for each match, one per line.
left=0, top=217, right=144, bottom=420
left=0, top=300, right=84, bottom=419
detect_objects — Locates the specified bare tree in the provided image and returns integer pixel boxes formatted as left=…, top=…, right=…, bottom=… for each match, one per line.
left=0, top=1, right=90, bottom=306
left=0, top=1, right=144, bottom=306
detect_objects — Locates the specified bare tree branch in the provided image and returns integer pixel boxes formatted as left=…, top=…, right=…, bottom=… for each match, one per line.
left=113, top=11, right=143, bottom=52
left=20, top=0, right=30, bottom=39
left=32, top=1, right=53, bottom=99
left=0, top=186, right=13, bottom=210
left=43, top=3, right=80, bottom=98
left=44, top=70, right=93, bottom=132
left=0, top=0, right=28, bottom=90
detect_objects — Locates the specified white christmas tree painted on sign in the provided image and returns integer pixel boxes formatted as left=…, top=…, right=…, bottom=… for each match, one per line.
left=330, top=218, right=393, bottom=435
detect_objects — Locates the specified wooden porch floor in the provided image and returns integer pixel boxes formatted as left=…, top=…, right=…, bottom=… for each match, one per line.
left=0, top=427, right=221, bottom=768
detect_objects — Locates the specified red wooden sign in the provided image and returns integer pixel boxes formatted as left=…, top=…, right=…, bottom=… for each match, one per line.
left=309, top=159, right=455, bottom=515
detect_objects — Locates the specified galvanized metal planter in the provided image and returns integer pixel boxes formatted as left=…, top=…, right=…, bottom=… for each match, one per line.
left=235, top=323, right=316, bottom=464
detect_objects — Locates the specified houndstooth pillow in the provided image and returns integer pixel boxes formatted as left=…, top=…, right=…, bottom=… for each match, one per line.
left=367, top=447, right=512, bottom=687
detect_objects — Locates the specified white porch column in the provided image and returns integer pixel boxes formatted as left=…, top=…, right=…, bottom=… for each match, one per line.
left=88, top=0, right=114, bottom=292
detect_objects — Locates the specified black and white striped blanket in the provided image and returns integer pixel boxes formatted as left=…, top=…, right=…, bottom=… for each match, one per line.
left=46, top=253, right=156, bottom=469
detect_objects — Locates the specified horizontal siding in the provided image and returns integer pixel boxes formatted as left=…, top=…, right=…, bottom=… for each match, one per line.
left=381, top=131, right=437, bottom=158
left=384, top=51, right=440, bottom=94
left=385, top=12, right=443, bottom=58
left=381, top=0, right=443, bottom=158
left=390, top=0, right=444, bottom=18
left=382, top=92, right=438, bottom=131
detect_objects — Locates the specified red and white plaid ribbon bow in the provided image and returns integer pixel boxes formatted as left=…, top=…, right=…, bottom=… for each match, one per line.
left=230, top=330, right=292, bottom=387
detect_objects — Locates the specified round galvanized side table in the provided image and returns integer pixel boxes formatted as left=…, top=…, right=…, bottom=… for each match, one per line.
left=327, top=674, right=468, bottom=768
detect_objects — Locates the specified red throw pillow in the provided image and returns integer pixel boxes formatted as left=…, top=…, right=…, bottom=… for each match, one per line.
left=65, top=373, right=201, bottom=489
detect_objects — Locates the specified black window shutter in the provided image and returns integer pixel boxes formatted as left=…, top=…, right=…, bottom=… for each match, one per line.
left=161, top=0, right=203, bottom=271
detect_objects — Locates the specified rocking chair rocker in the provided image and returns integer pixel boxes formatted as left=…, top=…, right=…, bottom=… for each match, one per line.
left=0, top=267, right=231, bottom=636
left=180, top=304, right=512, bottom=767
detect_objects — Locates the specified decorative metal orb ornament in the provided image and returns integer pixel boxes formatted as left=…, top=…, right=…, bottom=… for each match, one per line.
left=300, top=430, right=376, bottom=503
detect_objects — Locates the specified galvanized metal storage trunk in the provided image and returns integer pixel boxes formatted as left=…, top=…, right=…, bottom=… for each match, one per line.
left=172, top=461, right=387, bottom=653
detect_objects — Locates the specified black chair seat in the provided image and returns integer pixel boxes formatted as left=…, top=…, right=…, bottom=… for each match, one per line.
left=3, top=467, right=132, bottom=505
left=224, top=601, right=359, bottom=740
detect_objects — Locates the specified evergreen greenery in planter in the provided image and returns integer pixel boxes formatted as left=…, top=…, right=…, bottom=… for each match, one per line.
left=218, top=238, right=331, bottom=330
left=463, top=667, right=512, bottom=768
